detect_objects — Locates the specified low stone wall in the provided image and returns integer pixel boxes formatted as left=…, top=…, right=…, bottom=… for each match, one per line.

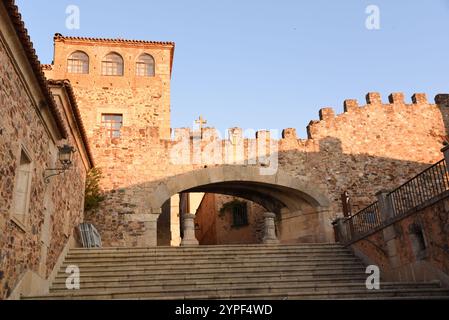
left=349, top=193, right=449, bottom=286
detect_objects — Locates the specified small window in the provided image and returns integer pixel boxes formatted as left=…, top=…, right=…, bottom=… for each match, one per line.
left=232, top=203, right=248, bottom=227
left=136, top=54, right=155, bottom=77
left=101, top=114, right=123, bottom=138
left=102, top=53, right=124, bottom=76
left=12, top=150, right=33, bottom=224
left=67, top=51, right=89, bottom=74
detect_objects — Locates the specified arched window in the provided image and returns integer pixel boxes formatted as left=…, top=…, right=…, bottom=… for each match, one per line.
left=67, top=51, right=89, bottom=74
left=136, top=54, right=155, bottom=77
left=102, top=52, right=124, bottom=76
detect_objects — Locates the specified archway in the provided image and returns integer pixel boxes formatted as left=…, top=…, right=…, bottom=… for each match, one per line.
left=150, top=166, right=333, bottom=245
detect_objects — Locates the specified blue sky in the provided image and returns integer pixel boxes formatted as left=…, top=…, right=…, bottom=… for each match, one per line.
left=16, top=0, right=449, bottom=138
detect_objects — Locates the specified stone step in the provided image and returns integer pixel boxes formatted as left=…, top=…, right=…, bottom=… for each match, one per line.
left=50, top=277, right=440, bottom=292
left=27, top=286, right=449, bottom=300
left=69, top=246, right=350, bottom=255
left=69, top=244, right=343, bottom=251
left=60, top=257, right=362, bottom=270
left=66, top=249, right=351, bottom=259
left=53, top=269, right=369, bottom=284
left=55, top=264, right=366, bottom=279
left=65, top=252, right=355, bottom=263
left=30, top=244, right=449, bottom=300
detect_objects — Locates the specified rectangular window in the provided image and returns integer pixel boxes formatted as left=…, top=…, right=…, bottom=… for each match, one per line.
left=101, top=114, right=123, bottom=138
left=136, top=62, right=154, bottom=77
left=136, top=63, right=147, bottom=76
left=12, top=149, right=33, bottom=226
left=232, top=203, right=248, bottom=227
left=67, top=59, right=88, bottom=74
left=102, top=62, right=123, bottom=76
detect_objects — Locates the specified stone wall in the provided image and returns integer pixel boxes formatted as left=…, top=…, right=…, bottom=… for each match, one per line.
left=46, top=35, right=174, bottom=140
left=350, top=194, right=449, bottom=286
left=195, top=194, right=266, bottom=245
left=77, top=91, right=448, bottom=247
left=0, top=12, right=90, bottom=298
left=43, top=33, right=449, bottom=248
left=81, top=94, right=448, bottom=245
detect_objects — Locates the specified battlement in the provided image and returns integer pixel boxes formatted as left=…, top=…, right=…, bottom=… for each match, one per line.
left=153, top=91, right=448, bottom=150
left=308, top=92, right=445, bottom=140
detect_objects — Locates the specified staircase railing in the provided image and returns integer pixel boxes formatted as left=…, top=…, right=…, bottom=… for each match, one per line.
left=340, top=159, right=449, bottom=243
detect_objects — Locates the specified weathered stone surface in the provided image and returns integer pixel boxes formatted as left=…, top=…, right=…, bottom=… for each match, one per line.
left=351, top=196, right=449, bottom=285
left=0, top=29, right=89, bottom=299
left=41, top=21, right=449, bottom=254
left=195, top=194, right=267, bottom=245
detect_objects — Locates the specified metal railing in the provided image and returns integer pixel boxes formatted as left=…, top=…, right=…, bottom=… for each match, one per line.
left=341, top=159, right=449, bottom=243
left=389, top=159, right=449, bottom=217
left=78, top=223, right=102, bottom=248
left=345, top=201, right=381, bottom=240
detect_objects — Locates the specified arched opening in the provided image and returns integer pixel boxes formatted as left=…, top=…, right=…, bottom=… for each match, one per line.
left=102, top=52, right=124, bottom=76
left=136, top=53, right=155, bottom=77
left=67, top=51, right=89, bottom=74
left=149, top=166, right=332, bottom=246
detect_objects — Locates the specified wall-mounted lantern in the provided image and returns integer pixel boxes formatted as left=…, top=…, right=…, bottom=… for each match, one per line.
left=44, top=144, right=76, bottom=184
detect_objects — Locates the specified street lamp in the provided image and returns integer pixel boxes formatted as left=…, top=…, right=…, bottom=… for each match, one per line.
left=44, top=144, right=76, bottom=184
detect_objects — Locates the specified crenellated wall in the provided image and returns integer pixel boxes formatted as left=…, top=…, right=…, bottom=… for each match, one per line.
left=81, top=89, right=449, bottom=247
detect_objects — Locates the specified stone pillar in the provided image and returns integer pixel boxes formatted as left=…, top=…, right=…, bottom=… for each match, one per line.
left=170, top=194, right=181, bottom=247
left=181, top=213, right=199, bottom=246
left=376, top=190, right=394, bottom=222
left=442, top=145, right=449, bottom=169
left=376, top=191, right=399, bottom=275
left=263, top=213, right=280, bottom=245
left=332, top=217, right=348, bottom=243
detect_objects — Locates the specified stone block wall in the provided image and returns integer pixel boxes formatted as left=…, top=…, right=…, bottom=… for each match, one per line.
left=77, top=91, right=449, bottom=248
left=350, top=194, right=449, bottom=285
left=46, top=35, right=174, bottom=140
left=42, top=32, right=449, bottom=249
left=0, top=39, right=88, bottom=299
left=195, top=194, right=266, bottom=245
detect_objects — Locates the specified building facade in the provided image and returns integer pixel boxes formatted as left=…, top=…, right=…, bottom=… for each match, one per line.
left=43, top=29, right=449, bottom=248
left=2, top=0, right=449, bottom=300
left=195, top=194, right=267, bottom=245
left=0, top=1, right=93, bottom=299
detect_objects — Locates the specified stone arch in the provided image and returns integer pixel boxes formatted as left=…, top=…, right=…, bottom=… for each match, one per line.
left=148, top=165, right=330, bottom=213
left=149, top=166, right=334, bottom=244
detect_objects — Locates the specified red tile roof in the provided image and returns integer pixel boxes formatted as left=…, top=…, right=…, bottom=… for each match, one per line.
left=54, top=33, right=175, bottom=47
left=3, top=1, right=94, bottom=167
left=41, top=64, right=53, bottom=70
left=3, top=0, right=68, bottom=138
left=47, top=79, right=95, bottom=168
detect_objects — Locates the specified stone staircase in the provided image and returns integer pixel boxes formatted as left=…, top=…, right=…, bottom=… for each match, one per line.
left=25, top=244, right=449, bottom=300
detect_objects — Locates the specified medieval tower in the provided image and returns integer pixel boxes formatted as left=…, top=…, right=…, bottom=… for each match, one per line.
left=44, top=34, right=176, bottom=247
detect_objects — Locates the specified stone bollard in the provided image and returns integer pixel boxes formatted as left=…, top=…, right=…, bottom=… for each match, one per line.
left=332, top=217, right=349, bottom=243
left=263, top=212, right=280, bottom=245
left=181, top=213, right=199, bottom=246
left=376, top=190, right=394, bottom=222
left=442, top=145, right=449, bottom=169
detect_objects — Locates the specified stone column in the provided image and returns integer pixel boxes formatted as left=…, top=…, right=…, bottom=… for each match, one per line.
left=442, top=145, right=449, bottom=169
left=263, top=213, right=280, bottom=245
left=170, top=194, right=181, bottom=247
left=332, top=217, right=348, bottom=243
left=181, top=213, right=199, bottom=246
left=376, top=191, right=399, bottom=272
left=376, top=190, right=394, bottom=222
